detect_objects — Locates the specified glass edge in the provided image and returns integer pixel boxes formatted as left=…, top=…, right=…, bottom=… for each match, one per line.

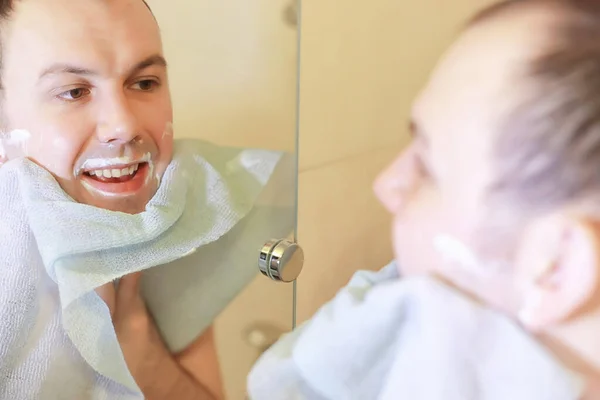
left=292, top=0, right=302, bottom=331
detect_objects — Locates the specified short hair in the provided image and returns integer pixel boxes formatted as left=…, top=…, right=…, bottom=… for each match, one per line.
left=469, top=1, right=600, bottom=215
left=0, top=0, right=155, bottom=89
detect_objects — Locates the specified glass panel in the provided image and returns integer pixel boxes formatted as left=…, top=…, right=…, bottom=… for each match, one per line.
left=147, top=1, right=300, bottom=398
left=0, top=1, right=297, bottom=399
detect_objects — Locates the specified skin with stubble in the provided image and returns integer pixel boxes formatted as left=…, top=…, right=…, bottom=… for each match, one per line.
left=0, top=0, right=222, bottom=398
left=374, top=1, right=600, bottom=397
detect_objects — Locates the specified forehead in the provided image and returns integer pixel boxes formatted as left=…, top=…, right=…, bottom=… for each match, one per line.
left=3, top=0, right=161, bottom=74
left=414, top=8, right=559, bottom=141
left=412, top=7, right=560, bottom=179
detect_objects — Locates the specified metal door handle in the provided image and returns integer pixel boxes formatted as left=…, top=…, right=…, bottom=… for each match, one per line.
left=258, top=238, right=304, bottom=283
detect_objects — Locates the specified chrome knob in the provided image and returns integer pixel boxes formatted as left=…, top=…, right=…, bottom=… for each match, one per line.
left=258, top=238, right=304, bottom=282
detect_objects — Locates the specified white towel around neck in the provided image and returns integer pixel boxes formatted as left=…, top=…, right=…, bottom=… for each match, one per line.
left=0, top=138, right=295, bottom=398
left=247, top=264, right=585, bottom=400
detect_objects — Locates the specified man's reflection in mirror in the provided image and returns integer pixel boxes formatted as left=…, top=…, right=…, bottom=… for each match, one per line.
left=0, top=0, right=223, bottom=398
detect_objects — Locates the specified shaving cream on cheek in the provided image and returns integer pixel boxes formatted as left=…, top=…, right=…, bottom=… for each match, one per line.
left=143, top=152, right=156, bottom=186
left=433, top=233, right=510, bottom=276
left=0, top=129, right=32, bottom=159
left=154, top=121, right=174, bottom=187
left=161, top=121, right=173, bottom=141
left=433, top=234, right=481, bottom=274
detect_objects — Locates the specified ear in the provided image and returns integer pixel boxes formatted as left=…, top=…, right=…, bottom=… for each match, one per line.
left=515, top=214, right=600, bottom=332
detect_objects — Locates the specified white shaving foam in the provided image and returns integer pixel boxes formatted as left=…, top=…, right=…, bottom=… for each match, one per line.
left=433, top=233, right=508, bottom=276
left=161, top=121, right=174, bottom=140
left=7, top=129, right=31, bottom=145
left=80, top=154, right=151, bottom=171
left=143, top=152, right=156, bottom=186
left=0, top=129, right=32, bottom=159
left=81, top=157, right=134, bottom=170
left=433, top=234, right=481, bottom=274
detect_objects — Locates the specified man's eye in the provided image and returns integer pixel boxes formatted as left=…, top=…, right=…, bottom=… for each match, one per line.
left=57, top=88, right=91, bottom=101
left=131, top=79, right=159, bottom=91
left=414, top=153, right=431, bottom=178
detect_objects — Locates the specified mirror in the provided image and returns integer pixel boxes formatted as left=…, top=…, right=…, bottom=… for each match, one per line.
left=146, top=0, right=300, bottom=398
left=0, top=0, right=299, bottom=399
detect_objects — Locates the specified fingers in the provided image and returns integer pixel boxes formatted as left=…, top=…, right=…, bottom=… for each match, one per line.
left=116, top=271, right=144, bottom=304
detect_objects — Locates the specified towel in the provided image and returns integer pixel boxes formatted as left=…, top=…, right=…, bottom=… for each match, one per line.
left=247, top=263, right=585, bottom=400
left=0, top=138, right=295, bottom=398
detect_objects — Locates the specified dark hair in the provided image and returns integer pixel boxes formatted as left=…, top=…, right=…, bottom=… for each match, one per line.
left=467, top=1, right=600, bottom=214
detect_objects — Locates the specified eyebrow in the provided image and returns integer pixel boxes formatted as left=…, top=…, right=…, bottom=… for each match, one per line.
left=38, top=54, right=168, bottom=81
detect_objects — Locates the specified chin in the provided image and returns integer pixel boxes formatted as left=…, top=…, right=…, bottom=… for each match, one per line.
left=76, top=184, right=157, bottom=214
left=89, top=196, right=151, bottom=214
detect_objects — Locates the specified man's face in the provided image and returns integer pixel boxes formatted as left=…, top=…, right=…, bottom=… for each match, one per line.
left=374, top=9, right=558, bottom=312
left=1, top=0, right=173, bottom=214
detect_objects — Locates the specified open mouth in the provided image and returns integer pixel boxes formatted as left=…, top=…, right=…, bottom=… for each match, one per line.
left=80, top=162, right=150, bottom=196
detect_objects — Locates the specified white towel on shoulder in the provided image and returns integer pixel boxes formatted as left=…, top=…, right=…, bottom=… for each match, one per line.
left=247, top=263, right=584, bottom=400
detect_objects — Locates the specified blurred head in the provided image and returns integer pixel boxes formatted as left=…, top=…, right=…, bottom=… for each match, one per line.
left=375, top=0, right=600, bottom=378
left=0, top=0, right=173, bottom=214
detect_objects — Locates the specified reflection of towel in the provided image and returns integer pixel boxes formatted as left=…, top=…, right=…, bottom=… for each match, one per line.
left=0, top=138, right=294, bottom=398
left=248, top=263, right=584, bottom=400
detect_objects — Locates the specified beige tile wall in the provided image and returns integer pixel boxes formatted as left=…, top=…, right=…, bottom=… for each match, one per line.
left=295, top=0, right=495, bottom=322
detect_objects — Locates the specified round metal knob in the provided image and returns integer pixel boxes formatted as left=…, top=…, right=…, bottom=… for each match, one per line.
left=258, top=238, right=304, bottom=283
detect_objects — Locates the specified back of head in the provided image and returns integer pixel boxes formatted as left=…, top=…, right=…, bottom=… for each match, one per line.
left=472, top=1, right=600, bottom=216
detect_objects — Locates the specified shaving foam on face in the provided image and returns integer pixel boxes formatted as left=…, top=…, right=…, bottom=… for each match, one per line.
left=433, top=233, right=510, bottom=276
left=161, top=121, right=174, bottom=140
left=7, top=129, right=31, bottom=145
left=433, top=234, right=481, bottom=274
left=143, top=152, right=156, bottom=186
left=0, top=129, right=32, bottom=159
left=80, top=156, right=135, bottom=170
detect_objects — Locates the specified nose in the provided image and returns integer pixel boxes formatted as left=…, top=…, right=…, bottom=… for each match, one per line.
left=373, top=147, right=417, bottom=213
left=96, top=93, right=141, bottom=144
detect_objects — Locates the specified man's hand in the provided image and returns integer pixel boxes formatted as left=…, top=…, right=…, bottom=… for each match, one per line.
left=96, top=273, right=167, bottom=383
left=96, top=273, right=220, bottom=399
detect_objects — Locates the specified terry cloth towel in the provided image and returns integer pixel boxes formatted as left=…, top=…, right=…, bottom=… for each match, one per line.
left=0, top=138, right=295, bottom=398
left=247, top=263, right=584, bottom=400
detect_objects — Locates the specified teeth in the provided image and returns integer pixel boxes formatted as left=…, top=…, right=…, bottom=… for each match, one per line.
left=87, top=163, right=140, bottom=178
